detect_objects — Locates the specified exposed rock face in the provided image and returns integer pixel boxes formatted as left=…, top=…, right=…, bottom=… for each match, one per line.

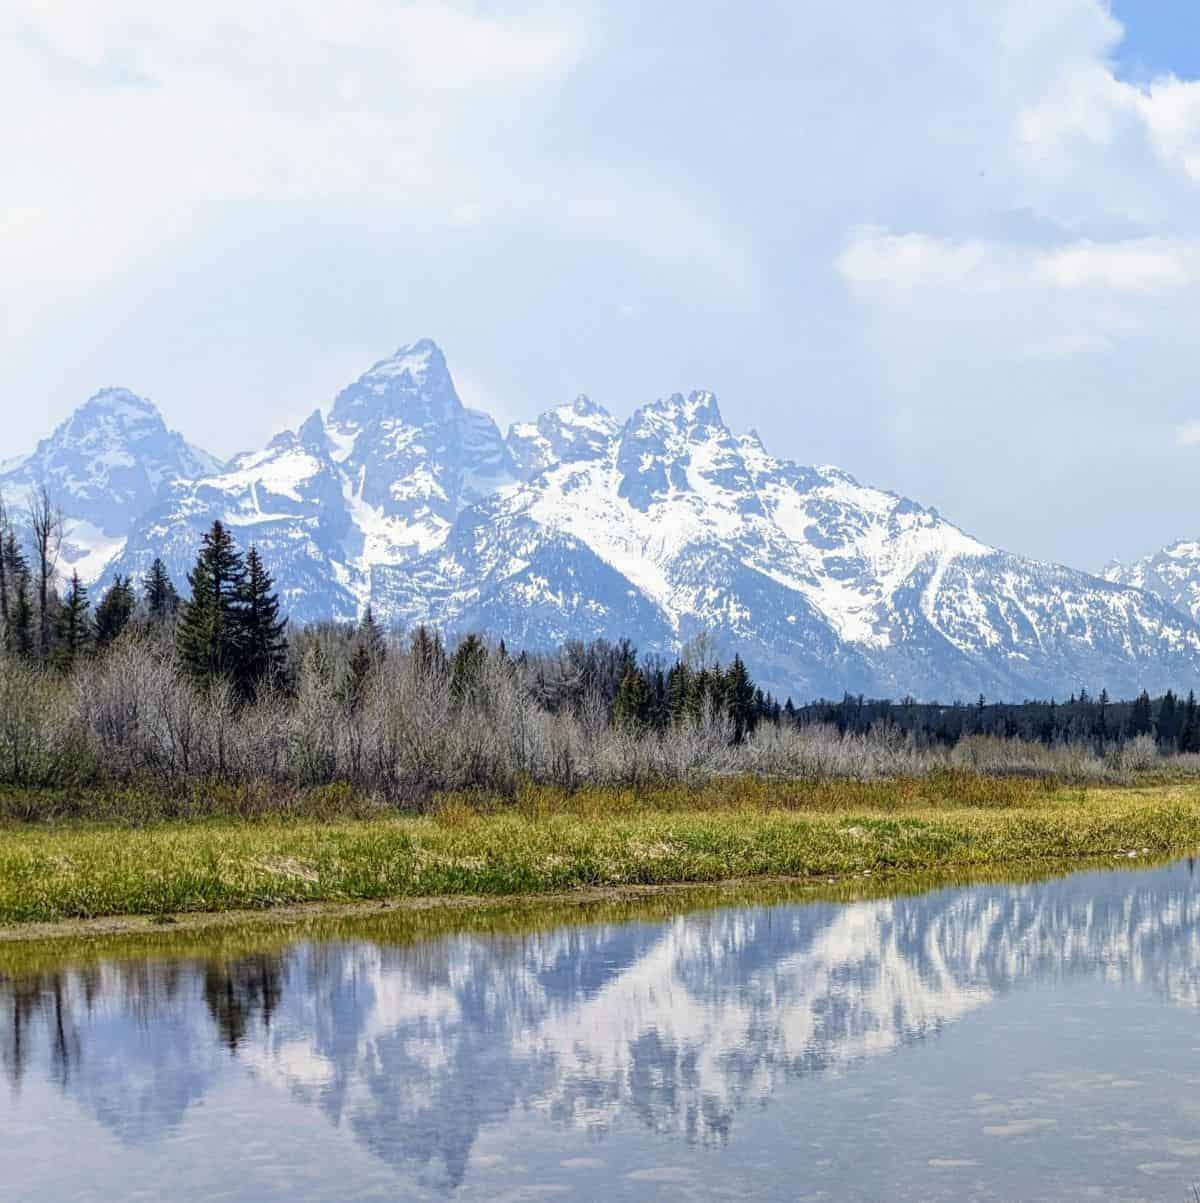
left=13, top=342, right=1200, bottom=698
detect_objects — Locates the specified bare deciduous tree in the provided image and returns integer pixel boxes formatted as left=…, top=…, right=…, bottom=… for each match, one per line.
left=26, top=487, right=63, bottom=662
left=0, top=497, right=10, bottom=634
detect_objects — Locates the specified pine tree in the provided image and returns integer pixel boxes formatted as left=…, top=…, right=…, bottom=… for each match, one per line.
left=410, top=625, right=446, bottom=677
left=689, top=667, right=713, bottom=722
left=666, top=661, right=692, bottom=725
left=144, top=557, right=179, bottom=621
left=53, top=572, right=90, bottom=670
left=234, top=546, right=287, bottom=700
left=613, top=664, right=650, bottom=729
left=341, top=641, right=375, bottom=713
left=0, top=500, right=12, bottom=634
left=176, top=520, right=246, bottom=686
left=1157, top=689, right=1180, bottom=746
left=358, top=605, right=385, bottom=660
left=450, top=634, right=488, bottom=704
left=725, top=654, right=757, bottom=743
left=94, top=576, right=136, bottom=649
left=1127, top=689, right=1152, bottom=738
left=1182, top=691, right=1200, bottom=754
left=7, top=569, right=34, bottom=660
left=0, top=531, right=30, bottom=656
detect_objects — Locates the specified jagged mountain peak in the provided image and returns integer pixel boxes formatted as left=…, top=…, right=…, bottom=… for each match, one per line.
left=1104, top=538, right=1200, bottom=623
left=297, top=408, right=330, bottom=453
left=632, top=389, right=727, bottom=437
left=24, top=338, right=1200, bottom=701
left=567, top=393, right=609, bottom=418
left=329, top=338, right=460, bottom=426
left=1, top=385, right=223, bottom=584
left=76, top=386, right=160, bottom=421
left=507, top=393, right=620, bottom=479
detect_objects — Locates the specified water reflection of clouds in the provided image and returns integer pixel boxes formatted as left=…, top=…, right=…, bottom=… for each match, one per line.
left=2, top=861, right=1200, bottom=1191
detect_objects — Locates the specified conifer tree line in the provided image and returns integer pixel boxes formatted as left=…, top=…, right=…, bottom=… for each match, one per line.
left=789, top=687, right=1200, bottom=752
left=4, top=487, right=1200, bottom=755
left=0, top=495, right=285, bottom=703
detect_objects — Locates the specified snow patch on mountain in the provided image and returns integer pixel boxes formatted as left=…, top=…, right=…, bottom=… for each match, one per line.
left=0, top=387, right=222, bottom=584
left=13, top=342, right=1200, bottom=700
left=1104, top=539, right=1200, bottom=624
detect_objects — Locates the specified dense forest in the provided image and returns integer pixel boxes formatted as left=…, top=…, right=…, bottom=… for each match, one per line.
left=3, top=489, right=1200, bottom=806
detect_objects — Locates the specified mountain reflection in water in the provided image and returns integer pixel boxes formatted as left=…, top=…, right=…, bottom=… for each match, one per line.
left=3, top=860, right=1200, bottom=1196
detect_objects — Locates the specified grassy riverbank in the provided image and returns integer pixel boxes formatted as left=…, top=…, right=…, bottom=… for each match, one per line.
left=0, top=776, right=1197, bottom=927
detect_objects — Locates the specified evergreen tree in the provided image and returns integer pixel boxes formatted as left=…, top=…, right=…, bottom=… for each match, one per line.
left=53, top=572, right=90, bottom=669
left=450, top=634, right=488, bottom=704
left=358, top=605, right=385, bottom=660
left=144, top=557, right=179, bottom=620
left=176, top=520, right=246, bottom=686
left=7, top=569, right=34, bottom=660
left=724, top=654, right=757, bottom=743
left=688, top=666, right=714, bottom=722
left=0, top=501, right=12, bottom=633
left=1157, top=689, right=1180, bottom=746
left=666, top=661, right=692, bottom=725
left=1182, top=691, right=1200, bottom=754
left=0, top=532, right=31, bottom=656
left=410, top=625, right=446, bottom=677
left=613, top=663, right=650, bottom=729
left=234, top=547, right=288, bottom=700
left=1127, top=689, right=1152, bottom=738
left=94, top=576, right=135, bottom=649
left=340, top=641, right=375, bottom=713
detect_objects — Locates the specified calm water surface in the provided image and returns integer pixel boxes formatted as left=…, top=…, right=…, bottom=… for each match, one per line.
left=6, top=862, right=1200, bottom=1201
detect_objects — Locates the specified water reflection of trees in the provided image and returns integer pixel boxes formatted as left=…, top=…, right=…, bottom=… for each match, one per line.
left=3, top=863, right=1200, bottom=1188
left=203, top=954, right=286, bottom=1052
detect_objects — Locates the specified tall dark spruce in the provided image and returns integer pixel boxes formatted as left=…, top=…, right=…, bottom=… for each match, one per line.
left=176, top=520, right=247, bottom=688
left=94, top=576, right=136, bottom=649
left=53, top=572, right=90, bottom=670
left=0, top=529, right=32, bottom=658
left=144, top=557, right=180, bottom=621
left=235, top=546, right=288, bottom=699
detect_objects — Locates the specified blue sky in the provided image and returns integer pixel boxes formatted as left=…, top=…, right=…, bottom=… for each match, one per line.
left=5, top=1, right=1200, bottom=571
left=1112, top=0, right=1200, bottom=80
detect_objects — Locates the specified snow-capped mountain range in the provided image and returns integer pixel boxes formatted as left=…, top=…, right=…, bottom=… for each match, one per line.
left=5, top=339, right=1200, bottom=700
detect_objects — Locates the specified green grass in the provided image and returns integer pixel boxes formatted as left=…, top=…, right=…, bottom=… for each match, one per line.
left=0, top=777, right=1198, bottom=926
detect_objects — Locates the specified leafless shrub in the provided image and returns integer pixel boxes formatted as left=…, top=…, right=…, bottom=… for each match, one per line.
left=4, top=633, right=1199, bottom=811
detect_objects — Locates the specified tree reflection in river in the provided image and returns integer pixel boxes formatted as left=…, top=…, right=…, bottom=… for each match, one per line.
left=3, top=860, right=1200, bottom=1191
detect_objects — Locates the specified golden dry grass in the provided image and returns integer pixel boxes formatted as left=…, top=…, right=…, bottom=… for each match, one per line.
left=0, top=776, right=1195, bottom=925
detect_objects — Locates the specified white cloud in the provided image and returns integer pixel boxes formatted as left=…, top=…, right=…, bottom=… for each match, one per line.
left=0, top=2, right=584, bottom=338
left=1036, top=240, right=1193, bottom=291
left=1176, top=421, right=1200, bottom=448
left=836, top=230, right=992, bottom=289
left=7, top=0, right=1200, bottom=570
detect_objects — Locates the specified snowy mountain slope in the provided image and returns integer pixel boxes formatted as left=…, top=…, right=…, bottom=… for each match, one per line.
left=15, top=341, right=1200, bottom=699
left=115, top=412, right=361, bottom=622
left=404, top=388, right=1200, bottom=698
left=0, top=388, right=222, bottom=584
left=1104, top=540, right=1200, bottom=625
left=506, top=394, right=620, bottom=480
left=106, top=340, right=517, bottom=621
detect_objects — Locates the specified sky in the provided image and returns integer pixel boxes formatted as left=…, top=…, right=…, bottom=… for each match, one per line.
left=5, top=1, right=1200, bottom=571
